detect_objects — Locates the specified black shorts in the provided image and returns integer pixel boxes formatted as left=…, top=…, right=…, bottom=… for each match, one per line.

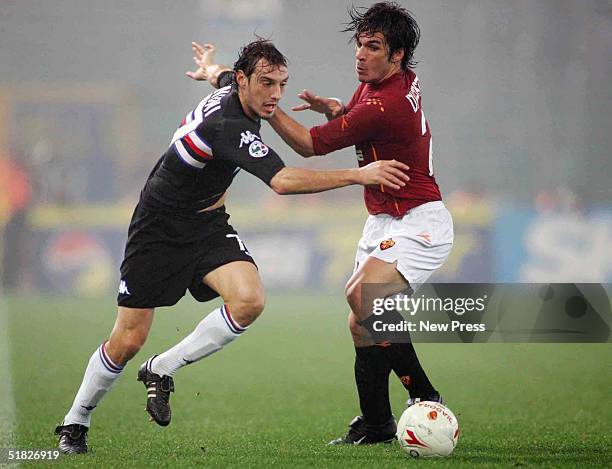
left=117, top=203, right=256, bottom=308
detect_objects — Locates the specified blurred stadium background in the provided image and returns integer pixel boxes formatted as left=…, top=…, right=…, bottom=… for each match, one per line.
left=0, top=0, right=610, bottom=296
left=1, top=2, right=611, bottom=466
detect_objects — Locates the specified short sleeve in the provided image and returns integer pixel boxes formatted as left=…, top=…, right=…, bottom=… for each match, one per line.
left=309, top=97, right=387, bottom=155
left=214, top=119, right=286, bottom=185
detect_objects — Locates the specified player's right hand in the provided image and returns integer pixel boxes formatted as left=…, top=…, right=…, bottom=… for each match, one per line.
left=292, top=90, right=344, bottom=119
left=358, top=160, right=410, bottom=190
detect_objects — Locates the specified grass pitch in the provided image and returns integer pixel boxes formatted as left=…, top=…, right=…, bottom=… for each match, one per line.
left=4, top=294, right=611, bottom=467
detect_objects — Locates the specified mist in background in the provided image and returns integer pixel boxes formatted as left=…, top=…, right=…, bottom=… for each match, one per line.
left=1, top=0, right=610, bottom=294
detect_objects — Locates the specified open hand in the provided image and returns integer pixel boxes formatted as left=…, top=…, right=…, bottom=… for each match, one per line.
left=186, top=41, right=232, bottom=88
left=358, top=160, right=410, bottom=190
left=291, top=90, right=344, bottom=119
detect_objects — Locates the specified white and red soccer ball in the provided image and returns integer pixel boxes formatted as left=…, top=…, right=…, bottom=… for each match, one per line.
left=396, top=401, right=460, bottom=458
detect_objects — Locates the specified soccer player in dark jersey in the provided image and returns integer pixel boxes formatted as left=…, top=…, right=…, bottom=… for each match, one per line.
left=53, top=39, right=410, bottom=454
left=192, top=2, right=454, bottom=445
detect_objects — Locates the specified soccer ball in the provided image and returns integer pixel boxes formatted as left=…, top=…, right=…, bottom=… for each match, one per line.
left=396, top=401, right=459, bottom=458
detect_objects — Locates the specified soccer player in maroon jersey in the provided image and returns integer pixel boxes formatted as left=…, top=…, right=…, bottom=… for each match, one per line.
left=271, top=2, right=453, bottom=445
left=191, top=1, right=453, bottom=446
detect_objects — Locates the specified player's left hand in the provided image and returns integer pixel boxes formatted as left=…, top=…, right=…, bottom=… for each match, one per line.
left=185, top=42, right=225, bottom=83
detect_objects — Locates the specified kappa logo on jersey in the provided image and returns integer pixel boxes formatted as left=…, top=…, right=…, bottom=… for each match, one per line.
left=249, top=140, right=269, bottom=158
left=118, top=280, right=130, bottom=295
left=239, top=130, right=260, bottom=148
left=380, top=238, right=395, bottom=250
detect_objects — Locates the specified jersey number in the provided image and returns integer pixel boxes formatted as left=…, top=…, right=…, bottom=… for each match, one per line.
left=421, top=109, right=434, bottom=176
left=226, top=234, right=251, bottom=256
left=428, top=136, right=433, bottom=176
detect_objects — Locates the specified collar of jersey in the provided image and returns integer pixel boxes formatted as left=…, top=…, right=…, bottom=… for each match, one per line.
left=230, top=90, right=261, bottom=125
left=367, top=70, right=404, bottom=90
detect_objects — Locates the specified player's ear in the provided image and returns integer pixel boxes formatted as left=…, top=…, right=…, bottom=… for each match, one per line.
left=390, top=48, right=404, bottom=65
left=235, top=70, right=247, bottom=90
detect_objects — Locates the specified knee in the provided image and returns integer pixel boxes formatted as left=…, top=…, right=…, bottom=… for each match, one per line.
left=108, top=331, right=147, bottom=364
left=227, top=288, right=266, bottom=327
left=348, top=312, right=362, bottom=337
left=347, top=311, right=373, bottom=347
left=122, top=334, right=146, bottom=358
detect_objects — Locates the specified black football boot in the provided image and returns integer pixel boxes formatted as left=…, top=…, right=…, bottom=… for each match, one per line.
left=137, top=356, right=174, bottom=426
left=55, top=424, right=88, bottom=454
left=328, top=415, right=397, bottom=445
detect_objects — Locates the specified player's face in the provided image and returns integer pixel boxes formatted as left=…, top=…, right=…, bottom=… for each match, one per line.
left=355, top=32, right=403, bottom=84
left=237, top=60, right=288, bottom=120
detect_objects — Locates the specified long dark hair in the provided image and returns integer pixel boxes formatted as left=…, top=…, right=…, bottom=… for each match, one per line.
left=343, top=2, right=420, bottom=70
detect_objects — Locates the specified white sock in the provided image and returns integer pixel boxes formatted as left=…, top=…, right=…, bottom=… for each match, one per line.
left=63, top=341, right=124, bottom=427
left=150, top=305, right=246, bottom=377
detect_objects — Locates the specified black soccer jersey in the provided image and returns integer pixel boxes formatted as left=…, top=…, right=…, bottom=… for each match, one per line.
left=140, top=84, right=286, bottom=214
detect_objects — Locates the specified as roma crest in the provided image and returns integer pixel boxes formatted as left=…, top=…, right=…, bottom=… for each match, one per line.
left=380, top=238, right=395, bottom=250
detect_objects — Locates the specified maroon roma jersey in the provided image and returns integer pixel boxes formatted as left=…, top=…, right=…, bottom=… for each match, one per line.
left=310, top=70, right=441, bottom=216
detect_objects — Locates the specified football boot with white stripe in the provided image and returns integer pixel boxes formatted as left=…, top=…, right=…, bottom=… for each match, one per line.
left=328, top=415, right=397, bottom=445
left=137, top=356, right=174, bottom=426
left=55, top=423, right=88, bottom=454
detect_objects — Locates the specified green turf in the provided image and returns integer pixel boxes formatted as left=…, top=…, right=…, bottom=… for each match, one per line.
left=4, top=294, right=612, bottom=468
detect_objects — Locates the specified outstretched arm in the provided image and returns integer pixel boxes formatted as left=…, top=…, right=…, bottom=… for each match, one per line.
left=269, top=160, right=409, bottom=195
left=267, top=90, right=346, bottom=158
left=214, top=120, right=409, bottom=195
left=268, top=107, right=316, bottom=158
left=185, top=42, right=232, bottom=88
left=291, top=89, right=345, bottom=121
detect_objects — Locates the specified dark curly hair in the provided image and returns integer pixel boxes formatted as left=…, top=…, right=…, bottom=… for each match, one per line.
left=233, top=38, right=287, bottom=78
left=343, top=2, right=420, bottom=70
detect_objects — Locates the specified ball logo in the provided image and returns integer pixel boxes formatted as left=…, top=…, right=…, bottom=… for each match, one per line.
left=404, top=429, right=429, bottom=448
left=427, top=410, right=438, bottom=421
left=249, top=140, right=269, bottom=158
left=380, top=238, right=395, bottom=250
left=420, top=402, right=456, bottom=425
